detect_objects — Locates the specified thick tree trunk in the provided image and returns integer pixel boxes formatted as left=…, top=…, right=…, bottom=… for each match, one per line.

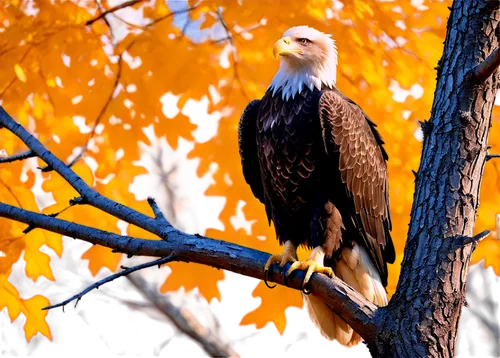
left=368, top=1, right=500, bottom=357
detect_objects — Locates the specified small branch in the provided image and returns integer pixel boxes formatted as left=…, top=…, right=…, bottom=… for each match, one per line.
left=0, top=149, right=36, bottom=163
left=146, top=4, right=199, bottom=28
left=23, top=205, right=72, bottom=234
left=69, top=196, right=88, bottom=206
left=0, top=177, right=22, bottom=207
left=459, top=230, right=491, bottom=246
left=470, top=47, right=500, bottom=83
left=486, top=153, right=500, bottom=161
left=43, top=254, right=175, bottom=311
left=147, top=197, right=168, bottom=223
left=50, top=50, right=125, bottom=172
left=95, top=0, right=115, bottom=43
left=147, top=197, right=174, bottom=239
left=0, top=201, right=377, bottom=341
left=215, top=9, right=249, bottom=101
left=86, top=0, right=143, bottom=26
left=0, top=107, right=168, bottom=238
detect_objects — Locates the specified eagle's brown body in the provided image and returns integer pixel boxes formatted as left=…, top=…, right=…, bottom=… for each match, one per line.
left=239, top=87, right=394, bottom=286
left=238, top=25, right=395, bottom=345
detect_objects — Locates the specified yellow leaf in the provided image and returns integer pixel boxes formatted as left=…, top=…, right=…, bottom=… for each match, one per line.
left=24, top=244, right=55, bottom=282
left=240, top=282, right=302, bottom=334
left=0, top=276, right=23, bottom=322
left=23, top=295, right=53, bottom=343
left=160, top=262, right=225, bottom=302
left=14, top=64, right=27, bottom=83
left=0, top=232, right=26, bottom=275
left=81, top=245, right=123, bottom=277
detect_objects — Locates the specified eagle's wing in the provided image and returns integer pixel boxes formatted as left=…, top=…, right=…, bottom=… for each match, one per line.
left=319, top=90, right=395, bottom=284
left=238, top=100, right=266, bottom=204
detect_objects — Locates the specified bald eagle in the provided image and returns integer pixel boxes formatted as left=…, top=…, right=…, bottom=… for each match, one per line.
left=238, top=26, right=395, bottom=346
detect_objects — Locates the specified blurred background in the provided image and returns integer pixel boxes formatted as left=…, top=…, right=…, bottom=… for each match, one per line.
left=0, top=0, right=499, bottom=356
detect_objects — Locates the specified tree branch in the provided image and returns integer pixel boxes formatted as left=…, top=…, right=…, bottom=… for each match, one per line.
left=0, top=201, right=377, bottom=341
left=0, top=149, right=36, bottom=163
left=86, top=0, right=143, bottom=26
left=94, top=0, right=115, bottom=42
left=470, top=47, right=500, bottom=84
left=456, top=230, right=490, bottom=246
left=486, top=153, right=500, bottom=161
left=0, top=106, right=169, bottom=239
left=215, top=9, right=249, bottom=101
left=43, top=254, right=175, bottom=311
left=147, top=5, right=199, bottom=28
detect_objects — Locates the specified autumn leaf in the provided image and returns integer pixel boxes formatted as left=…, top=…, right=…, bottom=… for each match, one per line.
left=160, top=262, right=225, bottom=302
left=22, top=295, right=52, bottom=342
left=240, top=282, right=303, bottom=334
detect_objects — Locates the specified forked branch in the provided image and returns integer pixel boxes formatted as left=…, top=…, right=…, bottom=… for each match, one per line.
left=43, top=254, right=175, bottom=311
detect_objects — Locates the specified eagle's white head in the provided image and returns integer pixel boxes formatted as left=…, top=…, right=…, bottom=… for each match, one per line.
left=268, top=26, right=338, bottom=101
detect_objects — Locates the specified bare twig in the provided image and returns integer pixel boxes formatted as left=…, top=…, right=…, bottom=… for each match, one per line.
left=147, top=197, right=169, bottom=223
left=147, top=4, right=200, bottom=28
left=95, top=0, right=117, bottom=46
left=0, top=149, right=36, bottom=163
left=22, top=204, right=73, bottom=234
left=470, top=47, right=500, bottom=83
left=146, top=143, right=186, bottom=230
left=0, top=106, right=169, bottom=239
left=215, top=9, right=249, bottom=101
left=86, top=0, right=143, bottom=26
left=63, top=51, right=124, bottom=170
left=456, top=230, right=491, bottom=247
left=0, top=200, right=378, bottom=341
left=486, top=153, right=500, bottom=161
left=0, top=177, right=22, bottom=208
left=43, top=254, right=175, bottom=311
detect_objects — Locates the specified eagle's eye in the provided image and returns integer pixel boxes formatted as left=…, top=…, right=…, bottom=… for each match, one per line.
left=297, top=38, right=312, bottom=45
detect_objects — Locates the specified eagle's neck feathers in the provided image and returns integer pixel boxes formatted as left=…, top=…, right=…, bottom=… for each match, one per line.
left=268, top=60, right=337, bottom=101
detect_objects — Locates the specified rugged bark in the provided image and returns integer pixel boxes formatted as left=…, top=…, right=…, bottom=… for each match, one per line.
left=368, top=1, right=500, bottom=357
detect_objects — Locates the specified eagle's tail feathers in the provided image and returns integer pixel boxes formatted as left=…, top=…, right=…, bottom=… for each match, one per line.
left=303, top=243, right=387, bottom=346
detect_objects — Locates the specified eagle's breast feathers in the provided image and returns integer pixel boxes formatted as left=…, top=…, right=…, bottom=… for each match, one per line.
left=239, top=87, right=394, bottom=284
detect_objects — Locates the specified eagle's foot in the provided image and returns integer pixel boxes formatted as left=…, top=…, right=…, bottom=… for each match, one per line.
left=264, top=241, right=298, bottom=289
left=286, top=260, right=333, bottom=293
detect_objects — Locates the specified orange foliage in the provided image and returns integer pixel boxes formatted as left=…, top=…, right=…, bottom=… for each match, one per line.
left=1, top=0, right=499, bottom=342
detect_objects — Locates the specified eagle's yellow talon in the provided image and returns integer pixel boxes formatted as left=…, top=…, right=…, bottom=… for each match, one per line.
left=263, top=241, right=298, bottom=288
left=264, top=253, right=297, bottom=272
left=287, top=260, right=333, bottom=290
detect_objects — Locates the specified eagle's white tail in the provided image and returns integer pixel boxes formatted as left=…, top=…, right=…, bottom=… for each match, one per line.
left=303, top=243, right=387, bottom=347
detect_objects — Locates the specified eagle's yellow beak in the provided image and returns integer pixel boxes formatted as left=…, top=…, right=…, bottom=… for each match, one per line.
left=273, top=37, right=295, bottom=59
